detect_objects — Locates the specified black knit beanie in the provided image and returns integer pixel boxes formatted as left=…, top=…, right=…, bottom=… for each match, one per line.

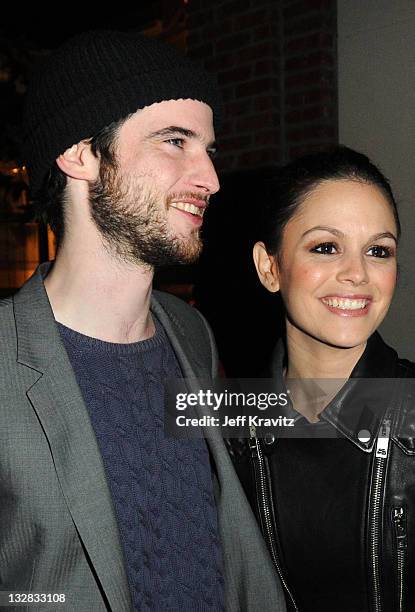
left=23, top=30, right=222, bottom=195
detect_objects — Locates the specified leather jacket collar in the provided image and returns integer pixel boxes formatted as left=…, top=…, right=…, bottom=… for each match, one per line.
left=269, top=332, right=402, bottom=452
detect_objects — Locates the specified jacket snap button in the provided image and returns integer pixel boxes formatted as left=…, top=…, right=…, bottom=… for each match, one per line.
left=358, top=429, right=371, bottom=443
left=264, top=433, right=275, bottom=445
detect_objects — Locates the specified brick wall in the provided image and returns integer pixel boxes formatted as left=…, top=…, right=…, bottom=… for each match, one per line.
left=187, top=0, right=337, bottom=172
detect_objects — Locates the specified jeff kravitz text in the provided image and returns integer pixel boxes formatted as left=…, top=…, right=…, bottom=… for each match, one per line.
left=175, top=415, right=295, bottom=427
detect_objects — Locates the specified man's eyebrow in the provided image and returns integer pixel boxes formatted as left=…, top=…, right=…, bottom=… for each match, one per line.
left=146, top=126, right=196, bottom=139
left=146, top=125, right=217, bottom=150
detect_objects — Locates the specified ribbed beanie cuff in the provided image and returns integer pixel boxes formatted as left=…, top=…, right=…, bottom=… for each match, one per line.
left=23, top=30, right=222, bottom=195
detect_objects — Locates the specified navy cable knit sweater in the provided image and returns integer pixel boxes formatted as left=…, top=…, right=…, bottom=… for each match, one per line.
left=58, top=317, right=224, bottom=611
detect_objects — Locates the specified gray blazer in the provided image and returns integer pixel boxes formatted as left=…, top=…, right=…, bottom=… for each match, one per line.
left=0, top=265, right=286, bottom=612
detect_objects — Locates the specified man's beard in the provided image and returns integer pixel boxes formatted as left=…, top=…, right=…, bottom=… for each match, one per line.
left=89, top=161, right=204, bottom=268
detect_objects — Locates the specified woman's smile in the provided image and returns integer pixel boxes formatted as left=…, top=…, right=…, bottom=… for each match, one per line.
left=320, top=294, right=372, bottom=316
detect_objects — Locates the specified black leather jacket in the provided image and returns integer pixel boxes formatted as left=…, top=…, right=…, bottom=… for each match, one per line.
left=228, top=333, right=415, bottom=611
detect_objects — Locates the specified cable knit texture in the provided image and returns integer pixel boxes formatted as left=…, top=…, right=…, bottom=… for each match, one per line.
left=58, top=317, right=224, bottom=612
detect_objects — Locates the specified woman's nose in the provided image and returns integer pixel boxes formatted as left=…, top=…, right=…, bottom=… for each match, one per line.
left=336, top=254, right=369, bottom=285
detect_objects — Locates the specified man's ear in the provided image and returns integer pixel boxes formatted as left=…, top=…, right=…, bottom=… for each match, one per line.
left=253, top=241, right=280, bottom=293
left=55, top=140, right=100, bottom=182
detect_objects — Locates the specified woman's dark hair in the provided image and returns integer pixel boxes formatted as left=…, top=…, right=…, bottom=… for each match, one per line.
left=33, top=116, right=127, bottom=246
left=259, top=145, right=401, bottom=257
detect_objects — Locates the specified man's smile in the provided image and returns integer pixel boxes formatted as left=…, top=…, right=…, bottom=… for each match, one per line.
left=169, top=200, right=206, bottom=217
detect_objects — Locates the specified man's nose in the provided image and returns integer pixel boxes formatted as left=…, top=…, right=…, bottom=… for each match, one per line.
left=188, top=151, right=220, bottom=195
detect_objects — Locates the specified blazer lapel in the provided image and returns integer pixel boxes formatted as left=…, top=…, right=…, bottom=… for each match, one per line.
left=150, top=294, right=210, bottom=379
left=13, top=266, right=131, bottom=612
left=150, top=295, right=235, bottom=464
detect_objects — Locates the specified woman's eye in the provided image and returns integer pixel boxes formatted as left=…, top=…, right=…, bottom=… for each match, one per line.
left=310, top=242, right=337, bottom=255
left=367, top=245, right=393, bottom=258
left=165, top=138, right=184, bottom=148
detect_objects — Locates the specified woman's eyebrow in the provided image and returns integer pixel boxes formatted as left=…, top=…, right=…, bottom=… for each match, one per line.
left=301, top=226, right=397, bottom=243
left=301, top=225, right=344, bottom=238
left=370, top=231, right=397, bottom=243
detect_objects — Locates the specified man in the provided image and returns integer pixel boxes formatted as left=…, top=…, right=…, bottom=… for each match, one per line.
left=0, top=31, right=285, bottom=611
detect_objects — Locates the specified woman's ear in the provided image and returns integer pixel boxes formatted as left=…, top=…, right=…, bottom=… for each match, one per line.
left=253, top=241, right=280, bottom=293
left=55, top=140, right=100, bottom=182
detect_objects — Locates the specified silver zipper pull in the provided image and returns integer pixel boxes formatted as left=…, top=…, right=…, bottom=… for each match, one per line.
left=392, top=507, right=407, bottom=550
left=375, top=418, right=391, bottom=459
left=248, top=424, right=258, bottom=454
left=392, top=506, right=407, bottom=611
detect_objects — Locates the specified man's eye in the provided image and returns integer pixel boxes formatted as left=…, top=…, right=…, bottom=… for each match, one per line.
left=207, top=148, right=217, bottom=160
left=310, top=242, right=337, bottom=255
left=367, top=245, right=393, bottom=258
left=165, top=138, right=184, bottom=148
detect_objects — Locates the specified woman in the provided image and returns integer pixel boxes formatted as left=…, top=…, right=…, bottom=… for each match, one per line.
left=228, top=146, right=415, bottom=612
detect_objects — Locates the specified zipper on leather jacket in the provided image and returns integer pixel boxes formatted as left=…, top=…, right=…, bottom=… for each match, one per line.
left=249, top=426, right=299, bottom=611
left=392, top=506, right=407, bottom=612
left=368, top=418, right=391, bottom=612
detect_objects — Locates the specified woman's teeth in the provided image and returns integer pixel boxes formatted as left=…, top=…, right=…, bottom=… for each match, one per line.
left=170, top=202, right=204, bottom=217
left=322, top=297, right=369, bottom=310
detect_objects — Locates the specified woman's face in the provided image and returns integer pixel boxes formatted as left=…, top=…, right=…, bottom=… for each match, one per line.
left=254, top=179, right=398, bottom=351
